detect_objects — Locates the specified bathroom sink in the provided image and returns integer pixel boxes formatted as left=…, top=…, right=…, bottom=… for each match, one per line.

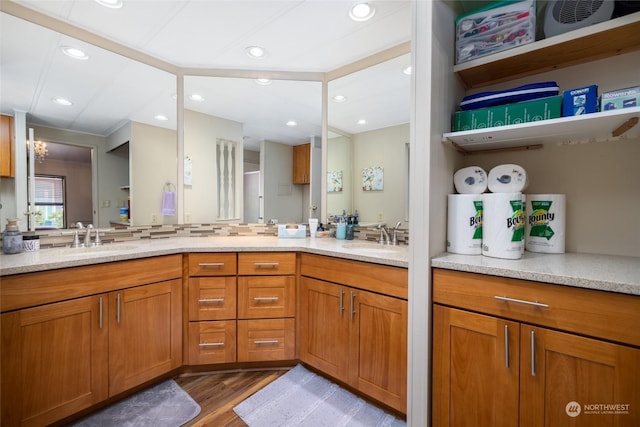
left=51, top=244, right=138, bottom=257
left=341, top=242, right=404, bottom=255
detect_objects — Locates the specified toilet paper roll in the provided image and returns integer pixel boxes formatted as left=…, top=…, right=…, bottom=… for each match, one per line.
left=525, top=194, right=566, bottom=253
left=482, top=192, right=524, bottom=259
left=488, top=164, right=529, bottom=193
left=453, top=166, right=488, bottom=194
left=447, top=194, right=483, bottom=254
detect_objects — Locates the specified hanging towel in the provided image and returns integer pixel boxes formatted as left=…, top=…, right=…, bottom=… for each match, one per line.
left=162, top=191, right=176, bottom=216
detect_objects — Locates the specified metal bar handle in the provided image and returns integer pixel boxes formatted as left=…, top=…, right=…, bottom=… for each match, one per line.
left=531, top=330, right=537, bottom=376
left=254, top=296, right=279, bottom=302
left=494, top=295, right=549, bottom=308
left=254, top=340, right=279, bottom=345
left=199, top=298, right=225, bottom=303
left=116, top=293, right=121, bottom=324
left=199, top=342, right=224, bottom=347
left=504, top=324, right=510, bottom=369
left=99, top=297, right=103, bottom=329
left=339, top=288, right=345, bottom=317
left=350, top=291, right=356, bottom=321
left=254, top=262, right=279, bottom=268
left=199, top=262, right=225, bottom=267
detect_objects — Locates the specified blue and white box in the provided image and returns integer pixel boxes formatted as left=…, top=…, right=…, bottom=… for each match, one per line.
left=600, top=86, right=640, bottom=111
left=277, top=224, right=307, bottom=238
left=562, top=85, right=598, bottom=116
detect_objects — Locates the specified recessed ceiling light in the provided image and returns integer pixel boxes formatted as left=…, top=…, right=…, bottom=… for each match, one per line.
left=61, top=46, right=88, bottom=60
left=155, top=115, right=169, bottom=121
left=403, top=66, right=412, bottom=75
left=52, top=97, right=73, bottom=106
left=357, top=119, right=367, bottom=125
left=286, top=120, right=297, bottom=127
left=349, top=3, right=376, bottom=22
left=245, top=46, right=267, bottom=59
left=255, top=78, right=272, bottom=86
left=189, top=94, right=205, bottom=102
left=95, top=0, right=123, bottom=9
left=333, top=95, right=347, bottom=103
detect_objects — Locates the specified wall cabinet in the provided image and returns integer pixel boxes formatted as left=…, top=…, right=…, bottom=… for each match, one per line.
left=299, top=253, right=408, bottom=413
left=1, top=255, right=183, bottom=427
left=292, top=143, right=310, bottom=184
left=432, top=268, right=640, bottom=427
left=1, top=114, right=15, bottom=177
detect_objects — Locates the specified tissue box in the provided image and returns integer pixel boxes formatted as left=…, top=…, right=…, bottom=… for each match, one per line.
left=600, top=86, right=640, bottom=111
left=277, top=224, right=307, bottom=238
left=454, top=95, right=562, bottom=131
left=455, top=0, right=535, bottom=64
left=562, top=85, right=598, bottom=116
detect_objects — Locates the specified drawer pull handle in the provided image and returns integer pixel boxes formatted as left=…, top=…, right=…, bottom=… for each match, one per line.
left=199, top=298, right=225, bottom=303
left=504, top=324, right=510, bottom=369
left=254, top=340, right=279, bottom=345
left=199, top=262, right=225, bottom=267
left=199, top=342, right=224, bottom=347
left=99, top=297, right=104, bottom=329
left=116, top=293, right=121, bottom=324
left=494, top=295, right=549, bottom=308
left=339, top=288, right=345, bottom=317
left=254, top=297, right=279, bottom=302
left=254, top=262, right=279, bottom=268
left=530, top=330, right=537, bottom=376
left=350, top=291, right=356, bottom=321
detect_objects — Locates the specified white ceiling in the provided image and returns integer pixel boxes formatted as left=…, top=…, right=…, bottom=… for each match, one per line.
left=0, top=0, right=412, bottom=152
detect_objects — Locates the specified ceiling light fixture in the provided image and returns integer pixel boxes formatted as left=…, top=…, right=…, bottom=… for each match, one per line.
left=154, top=115, right=169, bottom=121
left=403, top=66, right=412, bottom=75
left=286, top=120, right=297, bottom=127
left=32, top=140, right=48, bottom=163
left=349, top=3, right=376, bottom=22
left=52, top=97, right=73, bottom=106
left=189, top=94, right=205, bottom=102
left=95, top=0, right=123, bottom=9
left=61, top=46, right=89, bottom=60
left=357, top=119, right=367, bottom=125
left=245, top=46, right=267, bottom=59
left=333, top=95, right=347, bottom=103
left=255, top=78, right=272, bottom=86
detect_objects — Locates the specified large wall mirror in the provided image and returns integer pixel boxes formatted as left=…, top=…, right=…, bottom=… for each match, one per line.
left=327, top=52, right=411, bottom=226
left=183, top=75, right=322, bottom=224
left=0, top=11, right=177, bottom=229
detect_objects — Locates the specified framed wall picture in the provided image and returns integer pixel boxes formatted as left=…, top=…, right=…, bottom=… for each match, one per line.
left=327, top=170, right=343, bottom=192
left=362, top=166, right=383, bottom=191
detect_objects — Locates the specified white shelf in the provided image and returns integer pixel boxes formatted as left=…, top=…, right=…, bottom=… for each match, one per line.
left=442, top=107, right=640, bottom=153
left=119, top=185, right=130, bottom=190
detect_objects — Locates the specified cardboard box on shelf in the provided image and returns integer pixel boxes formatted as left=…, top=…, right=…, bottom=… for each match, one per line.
left=600, top=86, right=640, bottom=111
left=562, top=85, right=598, bottom=116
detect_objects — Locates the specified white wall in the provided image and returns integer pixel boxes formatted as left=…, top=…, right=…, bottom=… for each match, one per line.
left=261, top=140, right=304, bottom=224
left=326, top=134, right=353, bottom=219
left=353, top=123, right=409, bottom=225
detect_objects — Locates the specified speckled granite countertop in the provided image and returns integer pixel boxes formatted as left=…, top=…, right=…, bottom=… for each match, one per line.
left=431, top=252, right=640, bottom=296
left=0, top=236, right=408, bottom=276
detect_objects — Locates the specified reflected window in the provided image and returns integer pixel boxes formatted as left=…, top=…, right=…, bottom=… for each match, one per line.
left=217, top=139, right=237, bottom=220
left=34, top=175, right=66, bottom=229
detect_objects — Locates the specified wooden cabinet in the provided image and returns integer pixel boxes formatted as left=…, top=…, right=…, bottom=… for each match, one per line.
left=432, top=268, right=640, bottom=427
left=1, top=114, right=15, bottom=177
left=1, top=255, right=182, bottom=427
left=237, top=252, right=296, bottom=362
left=186, top=253, right=237, bottom=365
left=299, top=253, right=408, bottom=413
left=292, top=143, right=310, bottom=184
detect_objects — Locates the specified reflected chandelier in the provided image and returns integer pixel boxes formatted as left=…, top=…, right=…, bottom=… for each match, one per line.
left=33, top=140, right=48, bottom=162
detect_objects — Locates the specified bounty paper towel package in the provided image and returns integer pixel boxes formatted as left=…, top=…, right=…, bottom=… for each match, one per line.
left=525, top=194, right=566, bottom=253
left=453, top=166, right=487, bottom=194
left=488, top=164, right=528, bottom=193
left=482, top=192, right=524, bottom=259
left=447, top=194, right=483, bottom=254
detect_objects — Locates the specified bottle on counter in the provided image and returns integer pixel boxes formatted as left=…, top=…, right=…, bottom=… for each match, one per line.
left=2, top=218, right=23, bottom=254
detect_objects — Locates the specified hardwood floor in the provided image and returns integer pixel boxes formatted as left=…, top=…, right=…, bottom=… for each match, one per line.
left=175, top=368, right=289, bottom=427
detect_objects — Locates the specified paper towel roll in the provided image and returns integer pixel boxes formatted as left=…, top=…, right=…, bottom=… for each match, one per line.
left=447, top=194, right=483, bottom=254
left=453, top=166, right=488, bottom=194
left=525, top=194, right=566, bottom=253
left=488, top=164, right=528, bottom=193
left=520, top=194, right=526, bottom=255
left=482, top=192, right=524, bottom=259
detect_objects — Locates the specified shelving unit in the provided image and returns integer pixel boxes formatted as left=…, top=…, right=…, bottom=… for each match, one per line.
left=444, top=11, right=640, bottom=154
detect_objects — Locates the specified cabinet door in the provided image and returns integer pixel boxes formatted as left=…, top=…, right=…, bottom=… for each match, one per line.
left=188, top=320, right=236, bottom=365
left=109, top=279, right=182, bottom=395
left=238, top=275, right=295, bottom=319
left=292, top=143, right=310, bottom=184
left=189, top=276, right=237, bottom=320
left=350, top=288, right=408, bottom=413
left=432, top=305, right=520, bottom=427
left=0, top=114, right=14, bottom=177
left=1, top=295, right=108, bottom=427
left=299, top=277, right=349, bottom=381
left=520, top=325, right=640, bottom=427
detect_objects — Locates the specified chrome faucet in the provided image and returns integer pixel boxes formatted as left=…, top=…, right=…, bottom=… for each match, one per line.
left=377, top=224, right=390, bottom=245
left=84, top=224, right=94, bottom=246
left=391, top=221, right=402, bottom=246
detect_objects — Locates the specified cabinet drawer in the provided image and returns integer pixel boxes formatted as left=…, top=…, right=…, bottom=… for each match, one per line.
left=188, top=253, right=237, bottom=276
left=188, top=277, right=236, bottom=321
left=238, top=276, right=295, bottom=319
left=238, top=252, right=296, bottom=275
left=237, top=318, right=295, bottom=362
left=433, top=268, right=640, bottom=347
left=187, top=321, right=236, bottom=365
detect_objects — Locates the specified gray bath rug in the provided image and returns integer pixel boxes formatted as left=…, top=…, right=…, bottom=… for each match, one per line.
left=71, top=379, right=200, bottom=427
left=233, top=364, right=406, bottom=427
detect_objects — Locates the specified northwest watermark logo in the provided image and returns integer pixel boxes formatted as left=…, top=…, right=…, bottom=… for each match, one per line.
left=566, top=401, right=631, bottom=417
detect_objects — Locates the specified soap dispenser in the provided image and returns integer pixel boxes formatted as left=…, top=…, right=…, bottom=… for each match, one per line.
left=2, top=218, right=23, bottom=254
